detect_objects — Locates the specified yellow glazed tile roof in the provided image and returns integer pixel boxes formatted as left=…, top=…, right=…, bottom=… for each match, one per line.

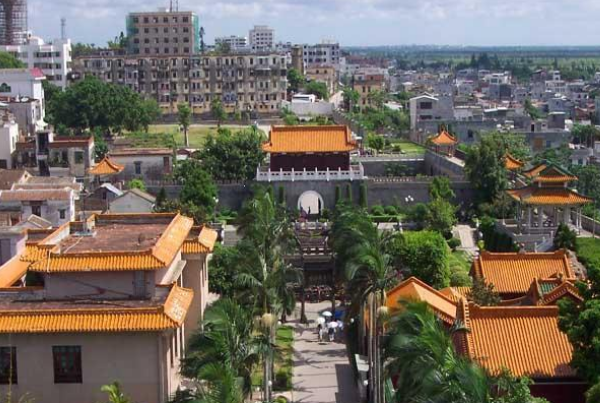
left=30, top=214, right=194, bottom=273
left=0, top=285, right=193, bottom=333
left=504, top=154, right=524, bottom=170
left=182, top=226, right=218, bottom=254
left=456, top=301, right=575, bottom=378
left=507, top=187, right=593, bottom=206
left=386, top=277, right=457, bottom=324
left=88, top=156, right=125, bottom=175
left=429, top=130, right=458, bottom=146
left=439, top=286, right=471, bottom=303
left=522, top=164, right=547, bottom=178
left=0, top=256, right=29, bottom=287
left=263, top=125, right=357, bottom=153
left=472, top=251, right=575, bottom=295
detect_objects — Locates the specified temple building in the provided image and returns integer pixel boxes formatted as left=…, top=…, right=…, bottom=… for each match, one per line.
left=428, top=129, right=457, bottom=156
left=505, top=153, right=524, bottom=171
left=88, top=156, right=125, bottom=183
left=257, top=125, right=364, bottom=181
left=0, top=213, right=217, bottom=403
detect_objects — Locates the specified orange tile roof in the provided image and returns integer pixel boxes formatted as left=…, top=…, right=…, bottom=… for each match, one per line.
left=386, top=277, right=457, bottom=324
left=538, top=280, right=583, bottom=306
left=472, top=251, right=575, bottom=295
left=429, top=130, right=457, bottom=146
left=0, top=285, right=193, bottom=333
left=0, top=189, right=73, bottom=202
left=504, top=154, right=524, bottom=171
left=507, top=187, right=593, bottom=206
left=439, top=286, right=471, bottom=303
left=88, top=156, right=125, bottom=176
left=262, top=125, right=357, bottom=153
left=0, top=255, right=29, bottom=287
left=182, top=226, right=218, bottom=254
left=456, top=301, right=575, bottom=378
left=29, top=214, right=193, bottom=273
left=522, top=164, right=547, bottom=178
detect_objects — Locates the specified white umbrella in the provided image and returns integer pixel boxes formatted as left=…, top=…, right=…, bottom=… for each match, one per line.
left=322, top=311, right=333, bottom=317
left=327, top=321, right=339, bottom=329
left=317, top=317, right=326, bottom=325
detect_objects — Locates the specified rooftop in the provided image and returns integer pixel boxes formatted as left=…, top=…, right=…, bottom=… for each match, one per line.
left=456, top=301, right=575, bottom=378
left=263, top=125, right=357, bottom=154
left=507, top=187, right=593, bottom=206
left=0, top=189, right=73, bottom=202
left=429, top=130, right=458, bottom=146
left=472, top=251, right=576, bottom=295
left=0, top=169, right=29, bottom=190
left=88, top=156, right=125, bottom=176
left=504, top=153, right=524, bottom=171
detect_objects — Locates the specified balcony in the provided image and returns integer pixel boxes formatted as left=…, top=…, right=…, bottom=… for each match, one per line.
left=256, top=164, right=365, bottom=182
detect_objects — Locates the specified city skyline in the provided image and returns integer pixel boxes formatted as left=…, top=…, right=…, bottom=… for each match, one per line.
left=31, top=0, right=600, bottom=47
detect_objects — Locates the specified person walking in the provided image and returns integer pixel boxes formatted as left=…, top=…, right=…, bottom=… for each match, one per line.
left=317, top=323, right=323, bottom=343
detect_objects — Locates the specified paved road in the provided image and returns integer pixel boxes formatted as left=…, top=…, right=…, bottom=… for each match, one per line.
left=454, top=224, right=478, bottom=256
left=291, top=302, right=358, bottom=403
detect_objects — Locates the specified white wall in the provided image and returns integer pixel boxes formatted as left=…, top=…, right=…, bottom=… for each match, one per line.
left=0, top=120, right=18, bottom=168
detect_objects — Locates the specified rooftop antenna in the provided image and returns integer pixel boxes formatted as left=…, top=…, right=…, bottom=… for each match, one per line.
left=60, top=17, right=66, bottom=39
left=169, top=0, right=172, bottom=12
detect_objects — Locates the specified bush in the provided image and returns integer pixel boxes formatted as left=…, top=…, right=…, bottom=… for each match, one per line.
left=274, top=369, right=292, bottom=391
left=371, top=205, right=385, bottom=215
left=447, top=237, right=461, bottom=251
left=450, top=267, right=472, bottom=287
left=385, top=205, right=398, bottom=216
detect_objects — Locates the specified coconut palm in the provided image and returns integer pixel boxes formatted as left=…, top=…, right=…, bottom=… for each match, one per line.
left=181, top=298, right=263, bottom=397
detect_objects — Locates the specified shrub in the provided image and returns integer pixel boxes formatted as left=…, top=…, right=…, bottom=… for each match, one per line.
left=384, top=205, right=398, bottom=216
left=447, top=237, right=461, bottom=251
left=274, top=369, right=292, bottom=391
left=450, top=266, right=472, bottom=287
left=371, top=205, right=385, bottom=216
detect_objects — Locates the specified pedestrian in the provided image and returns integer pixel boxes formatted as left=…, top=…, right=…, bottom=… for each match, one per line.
left=317, top=323, right=323, bottom=342
left=328, top=325, right=334, bottom=342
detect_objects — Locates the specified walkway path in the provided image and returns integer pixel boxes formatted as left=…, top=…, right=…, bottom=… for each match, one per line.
left=291, top=302, right=359, bottom=403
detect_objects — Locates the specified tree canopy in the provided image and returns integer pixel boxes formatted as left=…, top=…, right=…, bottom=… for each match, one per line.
left=0, top=52, right=25, bottom=69
left=305, top=81, right=329, bottom=100
left=287, top=68, right=305, bottom=93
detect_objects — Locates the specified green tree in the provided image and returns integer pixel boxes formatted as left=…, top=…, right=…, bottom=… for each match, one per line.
left=208, top=245, right=239, bottom=296
left=554, top=223, right=578, bottom=251
left=0, top=52, right=25, bottom=69
left=182, top=298, right=263, bottom=399
left=215, top=41, right=231, bottom=54
left=425, top=198, right=457, bottom=239
left=93, top=130, right=109, bottom=161
left=277, top=186, right=285, bottom=206
left=211, top=98, right=227, bottom=128
left=155, top=187, right=167, bottom=209
left=524, top=99, right=543, bottom=120
left=586, top=381, right=600, bottom=403
left=367, top=134, right=385, bottom=153
left=465, top=134, right=509, bottom=206
left=572, top=124, right=599, bottom=148
left=358, top=183, right=368, bottom=208
left=559, top=264, right=600, bottom=383
left=198, top=128, right=265, bottom=181
left=367, top=89, right=388, bottom=110
left=127, top=178, right=146, bottom=191
left=334, top=185, right=342, bottom=205
left=174, top=159, right=218, bottom=220
left=100, top=382, right=131, bottom=403
left=469, top=277, right=501, bottom=306
left=574, top=164, right=600, bottom=202
left=287, top=68, right=304, bottom=93
left=342, top=87, right=360, bottom=112
left=305, top=81, right=329, bottom=100
left=345, top=184, right=353, bottom=203
left=393, top=231, right=450, bottom=289
left=429, top=176, right=455, bottom=201
left=178, top=103, right=192, bottom=147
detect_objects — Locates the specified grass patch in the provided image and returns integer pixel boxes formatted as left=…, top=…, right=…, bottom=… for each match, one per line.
left=123, top=124, right=261, bottom=149
left=576, top=237, right=600, bottom=268
left=388, top=139, right=426, bottom=155
left=449, top=250, right=473, bottom=286
left=252, top=325, right=294, bottom=392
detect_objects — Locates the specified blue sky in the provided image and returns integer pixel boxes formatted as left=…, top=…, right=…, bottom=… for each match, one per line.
left=30, top=0, right=600, bottom=47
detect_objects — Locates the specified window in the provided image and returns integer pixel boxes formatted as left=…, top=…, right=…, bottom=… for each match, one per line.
left=0, top=347, right=17, bottom=384
left=134, top=161, right=142, bottom=175
left=419, top=101, right=433, bottom=110
left=74, top=151, right=84, bottom=164
left=59, top=209, right=66, bottom=220
left=31, top=204, right=41, bottom=217
left=53, top=346, right=82, bottom=383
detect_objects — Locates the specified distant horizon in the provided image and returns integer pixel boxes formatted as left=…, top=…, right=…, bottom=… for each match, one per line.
left=31, top=0, right=600, bottom=48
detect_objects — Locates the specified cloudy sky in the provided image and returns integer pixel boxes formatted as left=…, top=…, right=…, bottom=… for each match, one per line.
left=30, top=0, right=600, bottom=47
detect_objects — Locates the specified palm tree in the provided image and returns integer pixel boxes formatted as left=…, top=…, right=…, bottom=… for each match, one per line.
left=181, top=298, right=263, bottom=397
left=100, top=382, right=132, bottom=403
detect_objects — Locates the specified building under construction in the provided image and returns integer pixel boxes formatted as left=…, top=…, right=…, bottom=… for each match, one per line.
left=0, top=0, right=27, bottom=45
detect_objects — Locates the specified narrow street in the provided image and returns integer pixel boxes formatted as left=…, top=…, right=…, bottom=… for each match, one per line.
left=291, top=302, right=359, bottom=403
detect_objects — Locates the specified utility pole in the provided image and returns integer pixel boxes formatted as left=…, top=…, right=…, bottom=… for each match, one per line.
left=60, top=17, right=66, bottom=39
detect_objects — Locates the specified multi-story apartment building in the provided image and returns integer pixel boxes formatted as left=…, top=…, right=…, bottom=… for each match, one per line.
left=305, top=65, right=338, bottom=96
left=249, top=25, right=274, bottom=51
left=126, top=9, right=199, bottom=56
left=215, top=35, right=248, bottom=51
left=352, top=68, right=387, bottom=111
left=302, top=41, right=340, bottom=68
left=0, top=35, right=72, bottom=88
left=73, top=51, right=288, bottom=115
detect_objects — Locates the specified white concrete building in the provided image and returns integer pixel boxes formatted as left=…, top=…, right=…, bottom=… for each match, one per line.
left=249, top=25, right=274, bottom=51
left=0, top=188, right=76, bottom=226
left=302, top=41, right=340, bottom=68
left=0, top=36, right=72, bottom=89
left=214, top=35, right=248, bottom=51
left=110, top=188, right=156, bottom=213
left=0, top=68, right=44, bottom=101
left=0, top=112, right=19, bottom=169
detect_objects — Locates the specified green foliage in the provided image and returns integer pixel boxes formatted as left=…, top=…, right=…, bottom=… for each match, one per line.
left=574, top=164, right=600, bottom=202
left=46, top=76, right=159, bottom=133
left=394, top=231, right=450, bottom=289
left=0, top=52, right=25, bottom=69
left=273, top=326, right=294, bottom=392
left=532, top=145, right=572, bottom=167
left=469, top=277, right=501, bottom=306
left=371, top=205, right=385, bottom=216
left=558, top=264, right=600, bottom=383
left=429, top=176, right=455, bottom=201
left=71, top=43, right=97, bottom=58
left=576, top=238, right=600, bottom=268
left=93, top=130, right=109, bottom=161
left=524, top=99, right=543, bottom=120
left=491, top=371, right=550, bottom=403
left=572, top=124, right=600, bottom=148
left=287, top=68, right=305, bottom=93
left=198, top=128, right=265, bottom=181
left=384, top=205, right=398, bottom=216
left=334, top=185, right=342, bottom=205
left=100, top=381, right=131, bottom=403
left=304, top=81, right=329, bottom=100
left=406, top=203, right=429, bottom=228
left=172, top=159, right=217, bottom=220
left=107, top=32, right=127, bottom=49
left=345, top=184, right=353, bottom=203
left=178, top=102, right=192, bottom=146
left=479, top=216, right=516, bottom=252
left=127, top=178, right=146, bottom=191
left=208, top=245, right=239, bottom=296
left=384, top=163, right=409, bottom=177
left=424, top=198, right=457, bottom=239
left=367, top=133, right=385, bottom=152
left=347, top=107, right=410, bottom=134
left=155, top=187, right=167, bottom=209
left=447, top=237, right=461, bottom=251
left=210, top=98, right=227, bottom=126
left=554, top=223, right=577, bottom=251
left=342, top=88, right=360, bottom=111
left=586, top=381, right=600, bottom=403
left=359, top=184, right=368, bottom=208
